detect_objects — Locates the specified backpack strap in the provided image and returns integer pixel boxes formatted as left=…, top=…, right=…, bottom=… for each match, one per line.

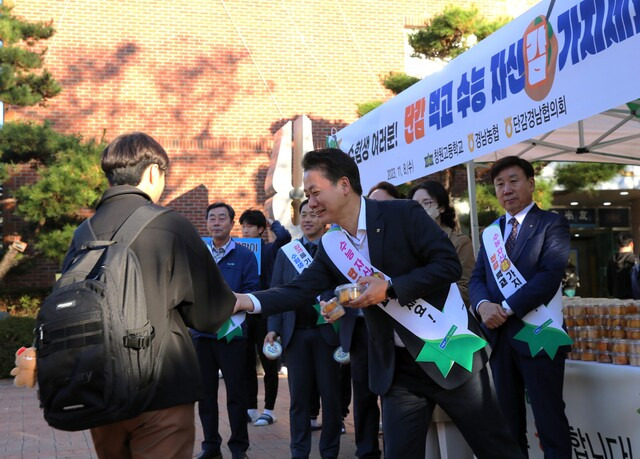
left=112, top=204, right=171, bottom=248
left=75, top=219, right=98, bottom=247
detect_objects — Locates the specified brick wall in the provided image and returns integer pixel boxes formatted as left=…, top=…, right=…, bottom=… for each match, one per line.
left=3, top=0, right=537, bottom=287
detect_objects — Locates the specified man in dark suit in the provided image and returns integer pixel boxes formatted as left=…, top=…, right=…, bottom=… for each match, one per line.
left=235, top=148, right=523, bottom=459
left=265, top=199, right=342, bottom=459
left=470, top=156, right=571, bottom=458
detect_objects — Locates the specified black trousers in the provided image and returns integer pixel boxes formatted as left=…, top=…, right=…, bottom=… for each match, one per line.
left=192, top=337, right=249, bottom=455
left=491, top=339, right=571, bottom=459
left=245, top=314, right=279, bottom=410
left=286, top=328, right=341, bottom=459
left=381, top=347, right=524, bottom=459
left=349, top=318, right=381, bottom=459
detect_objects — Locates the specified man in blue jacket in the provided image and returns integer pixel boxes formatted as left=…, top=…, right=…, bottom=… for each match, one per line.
left=193, top=202, right=260, bottom=459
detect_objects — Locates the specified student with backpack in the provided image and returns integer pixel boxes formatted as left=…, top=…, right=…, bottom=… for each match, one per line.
left=33, top=132, right=236, bottom=458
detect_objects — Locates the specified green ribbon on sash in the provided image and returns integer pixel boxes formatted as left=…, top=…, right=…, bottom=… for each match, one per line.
left=514, top=319, right=573, bottom=359
left=216, top=318, right=244, bottom=342
left=417, top=326, right=487, bottom=376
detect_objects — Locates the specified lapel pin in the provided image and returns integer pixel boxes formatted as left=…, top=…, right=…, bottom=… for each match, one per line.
left=376, top=228, right=381, bottom=233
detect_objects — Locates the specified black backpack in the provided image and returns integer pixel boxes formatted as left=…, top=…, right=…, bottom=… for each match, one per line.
left=35, top=204, right=169, bottom=431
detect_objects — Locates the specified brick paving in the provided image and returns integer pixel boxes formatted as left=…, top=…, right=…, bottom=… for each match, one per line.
left=0, top=375, right=362, bottom=458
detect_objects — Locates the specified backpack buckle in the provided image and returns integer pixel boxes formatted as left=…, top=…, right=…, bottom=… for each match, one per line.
left=123, top=333, right=152, bottom=350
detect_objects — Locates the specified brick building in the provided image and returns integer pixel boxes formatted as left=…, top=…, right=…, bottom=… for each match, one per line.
left=3, top=0, right=537, bottom=287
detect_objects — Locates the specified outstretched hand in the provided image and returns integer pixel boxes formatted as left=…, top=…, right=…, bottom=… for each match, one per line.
left=233, top=293, right=255, bottom=314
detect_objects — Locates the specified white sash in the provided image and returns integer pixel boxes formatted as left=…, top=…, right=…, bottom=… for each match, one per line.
left=322, top=227, right=486, bottom=376
left=281, top=240, right=313, bottom=275
left=482, top=222, right=571, bottom=357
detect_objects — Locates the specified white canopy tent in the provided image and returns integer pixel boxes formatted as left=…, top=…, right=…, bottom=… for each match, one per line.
left=477, top=100, right=640, bottom=164
left=331, top=0, right=640, bottom=251
left=467, top=100, right=640, bottom=250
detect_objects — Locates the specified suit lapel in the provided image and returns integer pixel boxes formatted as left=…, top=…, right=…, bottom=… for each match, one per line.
left=509, top=204, right=541, bottom=262
left=365, top=198, right=385, bottom=270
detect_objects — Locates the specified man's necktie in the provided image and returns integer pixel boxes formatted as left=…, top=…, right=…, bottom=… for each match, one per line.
left=306, top=242, right=317, bottom=258
left=505, top=217, right=519, bottom=256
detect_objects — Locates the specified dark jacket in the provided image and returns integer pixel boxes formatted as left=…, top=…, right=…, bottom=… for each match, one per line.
left=268, top=239, right=339, bottom=349
left=254, top=199, right=472, bottom=394
left=63, top=185, right=235, bottom=412
left=470, top=205, right=570, bottom=355
left=607, top=252, right=638, bottom=299
left=259, top=220, right=292, bottom=290
left=190, top=240, right=259, bottom=340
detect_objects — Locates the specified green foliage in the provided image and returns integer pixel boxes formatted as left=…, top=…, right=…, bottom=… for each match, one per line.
left=381, top=72, right=420, bottom=95
left=5, top=295, right=41, bottom=317
left=356, top=72, right=420, bottom=117
left=357, top=100, right=383, bottom=118
left=10, top=130, right=108, bottom=263
left=0, top=316, right=37, bottom=378
left=408, top=6, right=509, bottom=59
left=0, top=4, right=61, bottom=106
left=0, top=287, right=50, bottom=316
left=0, top=121, right=83, bottom=167
left=474, top=183, right=502, bottom=226
left=532, top=176, right=554, bottom=210
left=556, top=163, right=624, bottom=192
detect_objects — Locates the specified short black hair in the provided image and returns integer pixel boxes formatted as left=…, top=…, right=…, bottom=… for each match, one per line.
left=367, top=181, right=404, bottom=199
left=407, top=181, right=457, bottom=230
left=302, top=148, right=363, bottom=196
left=617, top=232, right=634, bottom=248
left=239, top=209, right=267, bottom=230
left=490, top=156, right=535, bottom=182
left=101, top=132, right=169, bottom=186
left=206, top=202, right=235, bottom=221
left=299, top=199, right=310, bottom=213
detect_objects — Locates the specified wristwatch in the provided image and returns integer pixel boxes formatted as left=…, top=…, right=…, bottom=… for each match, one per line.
left=386, top=279, right=397, bottom=300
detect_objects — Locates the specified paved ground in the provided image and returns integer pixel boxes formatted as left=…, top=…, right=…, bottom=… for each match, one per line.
left=0, top=375, right=364, bottom=458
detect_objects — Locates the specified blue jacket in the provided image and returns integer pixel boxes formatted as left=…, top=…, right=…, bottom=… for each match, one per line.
left=191, top=239, right=259, bottom=339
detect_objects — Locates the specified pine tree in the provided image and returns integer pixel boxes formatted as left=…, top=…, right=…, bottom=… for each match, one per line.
left=0, top=5, right=106, bottom=283
left=0, top=3, right=61, bottom=106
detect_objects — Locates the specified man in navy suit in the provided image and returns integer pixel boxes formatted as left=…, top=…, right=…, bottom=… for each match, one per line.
left=266, top=199, right=342, bottom=459
left=470, top=156, right=571, bottom=458
left=235, top=148, right=523, bottom=459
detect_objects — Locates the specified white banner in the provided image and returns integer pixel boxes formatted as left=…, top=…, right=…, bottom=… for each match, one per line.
left=527, top=361, right=640, bottom=458
left=330, top=0, right=640, bottom=191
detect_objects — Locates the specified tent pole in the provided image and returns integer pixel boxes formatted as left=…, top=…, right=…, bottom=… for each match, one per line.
left=466, top=160, right=480, bottom=255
